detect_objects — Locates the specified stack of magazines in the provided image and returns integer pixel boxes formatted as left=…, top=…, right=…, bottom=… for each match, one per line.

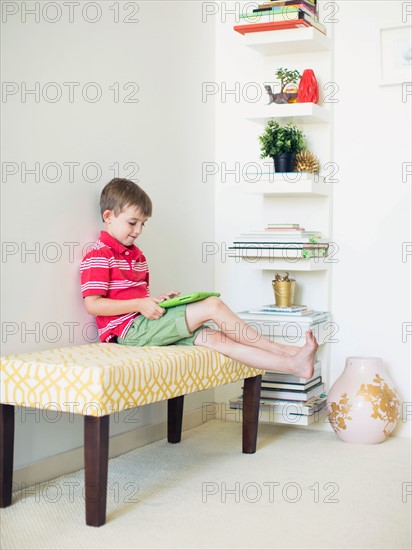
left=236, top=305, right=330, bottom=345
left=230, top=360, right=327, bottom=426
left=234, top=0, right=327, bottom=36
left=229, top=224, right=329, bottom=259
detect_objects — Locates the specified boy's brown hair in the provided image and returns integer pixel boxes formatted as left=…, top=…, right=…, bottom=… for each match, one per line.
left=100, top=178, right=152, bottom=221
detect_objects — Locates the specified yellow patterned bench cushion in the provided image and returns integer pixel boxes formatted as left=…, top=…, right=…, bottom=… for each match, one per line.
left=0, top=343, right=261, bottom=417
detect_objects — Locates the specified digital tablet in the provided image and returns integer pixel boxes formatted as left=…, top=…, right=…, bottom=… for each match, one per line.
left=158, top=292, right=221, bottom=308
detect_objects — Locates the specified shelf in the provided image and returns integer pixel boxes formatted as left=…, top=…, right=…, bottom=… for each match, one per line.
left=246, top=102, right=331, bottom=124
left=229, top=17, right=333, bottom=426
left=243, top=27, right=331, bottom=55
left=240, top=176, right=330, bottom=197
left=229, top=256, right=331, bottom=271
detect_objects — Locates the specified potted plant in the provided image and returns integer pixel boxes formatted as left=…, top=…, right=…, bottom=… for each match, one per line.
left=265, top=68, right=302, bottom=104
left=258, top=120, right=306, bottom=172
left=275, top=67, right=302, bottom=93
left=272, top=272, right=296, bottom=307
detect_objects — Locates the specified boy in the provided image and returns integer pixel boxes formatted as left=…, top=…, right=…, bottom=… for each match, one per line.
left=81, top=178, right=318, bottom=378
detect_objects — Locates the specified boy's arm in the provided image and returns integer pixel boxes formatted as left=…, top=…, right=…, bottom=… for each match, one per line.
left=84, top=295, right=166, bottom=320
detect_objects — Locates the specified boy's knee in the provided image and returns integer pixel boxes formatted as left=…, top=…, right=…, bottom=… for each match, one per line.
left=204, top=296, right=224, bottom=314
left=195, top=327, right=224, bottom=348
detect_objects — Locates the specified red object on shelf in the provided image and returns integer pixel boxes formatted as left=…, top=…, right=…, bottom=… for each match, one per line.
left=233, top=19, right=313, bottom=35
left=297, top=69, right=319, bottom=103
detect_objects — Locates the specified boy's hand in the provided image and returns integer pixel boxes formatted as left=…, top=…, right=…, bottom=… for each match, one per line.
left=154, top=291, right=181, bottom=302
left=137, top=298, right=167, bottom=320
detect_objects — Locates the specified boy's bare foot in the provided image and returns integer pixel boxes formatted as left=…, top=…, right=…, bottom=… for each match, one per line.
left=290, top=330, right=318, bottom=380
left=280, top=344, right=301, bottom=356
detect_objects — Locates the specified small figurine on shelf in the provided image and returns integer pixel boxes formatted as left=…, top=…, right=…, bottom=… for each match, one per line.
left=297, top=69, right=319, bottom=103
left=265, top=67, right=301, bottom=104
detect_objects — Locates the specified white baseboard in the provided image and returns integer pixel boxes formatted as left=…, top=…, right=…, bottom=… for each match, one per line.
left=13, top=406, right=212, bottom=491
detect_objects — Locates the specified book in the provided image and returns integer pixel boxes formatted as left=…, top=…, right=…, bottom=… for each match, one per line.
left=300, top=12, right=326, bottom=33
left=234, top=18, right=315, bottom=35
left=234, top=13, right=326, bottom=35
left=240, top=6, right=315, bottom=21
left=232, top=246, right=327, bottom=253
left=259, top=381, right=324, bottom=401
left=234, top=232, right=324, bottom=240
left=233, top=317, right=330, bottom=343
left=248, top=308, right=315, bottom=316
left=239, top=236, right=322, bottom=241
left=256, top=0, right=316, bottom=9
left=229, top=405, right=327, bottom=425
left=262, top=364, right=321, bottom=384
left=257, top=396, right=328, bottom=417
left=229, top=394, right=327, bottom=416
left=229, top=246, right=328, bottom=256
left=266, top=228, right=305, bottom=231
left=261, top=375, right=321, bottom=391
left=253, top=304, right=313, bottom=314
left=243, top=5, right=317, bottom=20
left=229, top=250, right=327, bottom=260
left=268, top=223, right=300, bottom=229
left=247, top=230, right=322, bottom=235
left=258, top=304, right=308, bottom=312
left=237, top=310, right=328, bottom=323
left=232, top=238, right=326, bottom=244
left=257, top=0, right=316, bottom=5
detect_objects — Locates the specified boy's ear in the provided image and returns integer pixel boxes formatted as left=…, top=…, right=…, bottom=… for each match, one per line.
left=102, top=209, right=113, bottom=223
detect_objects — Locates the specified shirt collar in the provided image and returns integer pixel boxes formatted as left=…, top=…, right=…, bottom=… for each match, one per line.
left=99, top=231, right=140, bottom=259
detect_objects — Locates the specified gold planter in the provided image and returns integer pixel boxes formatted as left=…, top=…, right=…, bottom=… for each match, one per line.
left=272, top=280, right=296, bottom=307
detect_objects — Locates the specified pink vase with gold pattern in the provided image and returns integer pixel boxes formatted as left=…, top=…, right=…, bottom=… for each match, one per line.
left=327, top=357, right=400, bottom=444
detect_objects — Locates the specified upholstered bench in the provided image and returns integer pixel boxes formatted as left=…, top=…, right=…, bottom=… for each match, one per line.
left=0, top=343, right=262, bottom=526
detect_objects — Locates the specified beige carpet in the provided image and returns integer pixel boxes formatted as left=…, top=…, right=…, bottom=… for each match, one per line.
left=1, top=420, right=411, bottom=550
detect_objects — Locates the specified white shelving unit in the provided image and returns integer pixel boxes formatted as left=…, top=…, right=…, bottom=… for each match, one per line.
left=239, top=178, right=331, bottom=197
left=243, top=26, right=331, bottom=54
left=228, top=256, right=331, bottom=271
left=230, top=22, right=334, bottom=426
left=245, top=102, right=331, bottom=124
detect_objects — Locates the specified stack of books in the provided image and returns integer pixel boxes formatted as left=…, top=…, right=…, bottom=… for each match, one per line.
left=237, top=305, right=329, bottom=332
left=230, top=360, right=327, bottom=425
left=236, top=304, right=330, bottom=345
left=234, top=0, right=326, bottom=36
left=229, top=223, right=329, bottom=259
left=245, top=304, right=326, bottom=320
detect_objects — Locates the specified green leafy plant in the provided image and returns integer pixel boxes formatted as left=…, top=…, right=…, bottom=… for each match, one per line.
left=275, top=67, right=302, bottom=92
left=258, top=120, right=306, bottom=158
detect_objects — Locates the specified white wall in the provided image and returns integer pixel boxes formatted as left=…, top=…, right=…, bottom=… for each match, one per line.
left=1, top=1, right=216, bottom=469
left=213, top=0, right=411, bottom=437
left=1, top=0, right=410, bottom=475
left=332, top=1, right=411, bottom=436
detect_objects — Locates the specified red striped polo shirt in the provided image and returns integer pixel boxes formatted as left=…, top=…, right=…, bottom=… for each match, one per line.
left=80, top=231, right=150, bottom=342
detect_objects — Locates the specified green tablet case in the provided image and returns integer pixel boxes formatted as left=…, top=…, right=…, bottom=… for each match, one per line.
left=158, top=292, right=221, bottom=308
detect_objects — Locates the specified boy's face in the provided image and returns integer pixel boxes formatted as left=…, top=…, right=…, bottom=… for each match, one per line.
left=103, top=205, right=149, bottom=247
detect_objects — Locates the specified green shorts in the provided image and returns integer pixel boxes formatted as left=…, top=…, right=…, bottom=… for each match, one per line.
left=117, top=304, right=205, bottom=347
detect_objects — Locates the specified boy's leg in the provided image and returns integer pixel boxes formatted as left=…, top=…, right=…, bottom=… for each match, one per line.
left=194, top=327, right=316, bottom=378
left=185, top=297, right=308, bottom=356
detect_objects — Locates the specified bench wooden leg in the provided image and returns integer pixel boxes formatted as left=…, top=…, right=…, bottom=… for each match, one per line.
left=242, top=375, right=262, bottom=454
left=84, top=415, right=109, bottom=527
left=0, top=404, right=14, bottom=507
left=168, top=395, right=184, bottom=444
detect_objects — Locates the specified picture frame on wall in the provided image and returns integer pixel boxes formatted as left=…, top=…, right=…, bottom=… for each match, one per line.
left=379, top=25, right=412, bottom=86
